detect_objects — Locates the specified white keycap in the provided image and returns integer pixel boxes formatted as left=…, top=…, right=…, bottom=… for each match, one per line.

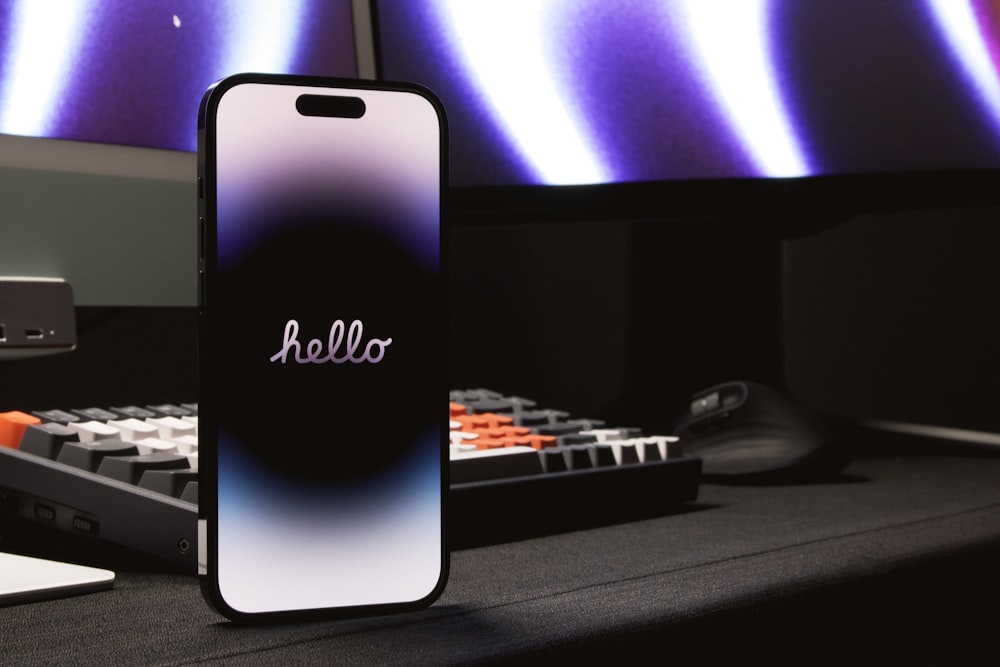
left=107, top=418, right=158, bottom=441
left=147, top=416, right=196, bottom=440
left=449, top=430, right=478, bottom=446
left=68, top=421, right=119, bottom=442
left=449, top=445, right=543, bottom=483
left=170, top=435, right=199, bottom=455
left=134, top=438, right=178, bottom=455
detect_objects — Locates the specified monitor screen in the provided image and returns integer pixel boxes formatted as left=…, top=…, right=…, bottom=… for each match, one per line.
left=1, top=1, right=364, bottom=151
left=375, top=0, right=1000, bottom=224
left=0, top=0, right=374, bottom=306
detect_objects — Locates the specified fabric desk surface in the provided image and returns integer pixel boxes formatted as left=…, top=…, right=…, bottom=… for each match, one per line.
left=3, top=453, right=999, bottom=665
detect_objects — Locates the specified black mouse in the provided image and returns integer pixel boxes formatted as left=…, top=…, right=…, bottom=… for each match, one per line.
left=673, top=381, right=852, bottom=484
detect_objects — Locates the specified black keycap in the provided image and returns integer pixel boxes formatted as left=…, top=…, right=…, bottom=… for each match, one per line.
left=561, top=433, right=598, bottom=446
left=636, top=440, right=662, bottom=463
left=18, top=423, right=79, bottom=460
left=616, top=443, right=641, bottom=465
left=110, top=405, right=157, bottom=420
left=515, top=411, right=554, bottom=427
left=57, top=440, right=141, bottom=472
left=568, top=418, right=606, bottom=430
left=563, top=445, right=594, bottom=471
left=466, top=398, right=515, bottom=414
left=539, top=448, right=568, bottom=473
left=536, top=422, right=583, bottom=437
left=71, top=407, right=119, bottom=422
left=180, top=481, right=199, bottom=505
left=31, top=409, right=79, bottom=425
left=97, top=453, right=192, bottom=486
left=146, top=404, right=193, bottom=418
left=139, top=469, right=200, bottom=498
left=590, top=443, right=617, bottom=467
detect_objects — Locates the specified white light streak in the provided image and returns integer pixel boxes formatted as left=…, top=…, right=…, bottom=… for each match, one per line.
left=215, top=0, right=307, bottom=77
left=675, top=0, right=808, bottom=177
left=437, top=0, right=606, bottom=185
left=0, top=0, right=96, bottom=137
left=925, top=0, right=1000, bottom=133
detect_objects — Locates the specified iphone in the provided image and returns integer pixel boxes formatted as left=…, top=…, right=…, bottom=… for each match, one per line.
left=197, top=74, right=447, bottom=620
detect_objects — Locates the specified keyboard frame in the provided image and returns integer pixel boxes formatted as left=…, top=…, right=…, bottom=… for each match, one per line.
left=450, top=454, right=702, bottom=549
left=0, top=445, right=198, bottom=570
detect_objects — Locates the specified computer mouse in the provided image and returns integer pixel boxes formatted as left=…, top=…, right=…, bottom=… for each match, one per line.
left=673, top=380, right=852, bottom=484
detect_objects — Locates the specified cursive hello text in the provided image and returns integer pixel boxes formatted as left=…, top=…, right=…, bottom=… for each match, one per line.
left=269, top=319, right=392, bottom=365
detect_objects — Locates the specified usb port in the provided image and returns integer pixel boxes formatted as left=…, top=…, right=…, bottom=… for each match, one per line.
left=24, top=328, right=44, bottom=340
left=0, top=323, right=6, bottom=341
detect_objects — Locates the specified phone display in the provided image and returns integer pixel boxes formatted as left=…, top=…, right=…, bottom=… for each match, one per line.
left=197, top=74, right=447, bottom=620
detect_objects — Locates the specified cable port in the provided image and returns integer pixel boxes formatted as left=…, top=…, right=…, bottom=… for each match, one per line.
left=1, top=490, right=20, bottom=513
left=34, top=503, right=56, bottom=521
left=25, top=328, right=44, bottom=340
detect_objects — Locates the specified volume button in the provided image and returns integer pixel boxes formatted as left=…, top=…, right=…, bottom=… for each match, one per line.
left=197, top=216, right=206, bottom=307
left=198, top=217, right=206, bottom=264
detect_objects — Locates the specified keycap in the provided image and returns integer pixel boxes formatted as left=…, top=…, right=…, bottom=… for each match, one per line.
left=71, top=407, right=119, bottom=422
left=450, top=446, right=544, bottom=483
left=133, top=438, right=179, bottom=455
left=57, top=441, right=142, bottom=472
left=0, top=411, right=41, bottom=448
left=31, top=409, right=79, bottom=425
left=68, top=420, right=121, bottom=442
left=147, top=416, right=196, bottom=440
left=96, top=453, right=192, bottom=486
left=146, top=404, right=194, bottom=418
left=107, top=418, right=159, bottom=441
left=539, top=448, right=568, bottom=473
left=18, top=423, right=78, bottom=459
left=110, top=406, right=157, bottom=420
left=138, top=468, right=199, bottom=498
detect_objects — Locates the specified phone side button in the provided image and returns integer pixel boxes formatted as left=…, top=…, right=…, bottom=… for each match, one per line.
left=198, top=519, right=207, bottom=575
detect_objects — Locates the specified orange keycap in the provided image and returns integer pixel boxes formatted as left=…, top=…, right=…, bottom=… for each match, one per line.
left=453, top=414, right=491, bottom=431
left=0, top=411, right=42, bottom=449
left=523, top=434, right=558, bottom=450
left=472, top=412, right=514, bottom=429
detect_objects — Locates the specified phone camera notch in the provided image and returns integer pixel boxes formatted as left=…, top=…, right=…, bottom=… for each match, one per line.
left=295, top=95, right=366, bottom=119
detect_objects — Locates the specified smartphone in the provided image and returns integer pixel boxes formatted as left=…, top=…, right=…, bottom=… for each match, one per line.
left=197, top=74, right=447, bottom=621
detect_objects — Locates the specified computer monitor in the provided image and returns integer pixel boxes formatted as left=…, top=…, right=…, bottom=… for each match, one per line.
left=373, top=0, right=1000, bottom=423
left=374, top=0, right=1000, bottom=230
left=0, top=0, right=376, bottom=307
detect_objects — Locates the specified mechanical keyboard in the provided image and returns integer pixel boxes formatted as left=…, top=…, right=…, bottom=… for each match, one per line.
left=0, top=390, right=701, bottom=570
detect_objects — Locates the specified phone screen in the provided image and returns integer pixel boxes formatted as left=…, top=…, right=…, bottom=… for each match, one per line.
left=198, top=76, right=446, bottom=617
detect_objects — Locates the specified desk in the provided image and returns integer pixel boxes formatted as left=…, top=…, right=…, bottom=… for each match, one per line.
left=3, top=454, right=999, bottom=665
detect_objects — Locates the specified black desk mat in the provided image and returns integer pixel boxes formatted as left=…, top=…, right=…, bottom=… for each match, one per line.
left=3, top=454, right=999, bottom=665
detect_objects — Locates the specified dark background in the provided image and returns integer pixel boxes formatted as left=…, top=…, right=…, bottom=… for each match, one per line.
left=4, top=204, right=997, bottom=441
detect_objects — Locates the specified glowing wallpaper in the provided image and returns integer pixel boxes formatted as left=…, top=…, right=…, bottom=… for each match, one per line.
left=0, top=0, right=357, bottom=151
left=378, top=0, right=1000, bottom=186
